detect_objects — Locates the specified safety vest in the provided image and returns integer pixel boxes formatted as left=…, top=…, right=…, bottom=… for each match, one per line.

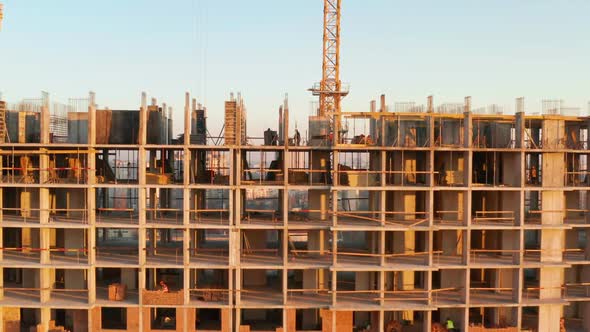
left=446, top=320, right=455, bottom=329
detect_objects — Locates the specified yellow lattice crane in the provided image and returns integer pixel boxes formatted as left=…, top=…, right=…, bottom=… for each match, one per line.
left=310, top=0, right=348, bottom=144
left=0, top=3, right=4, bottom=31
left=0, top=3, right=5, bottom=143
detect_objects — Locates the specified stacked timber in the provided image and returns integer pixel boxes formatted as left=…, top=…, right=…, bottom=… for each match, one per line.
left=108, top=283, right=127, bottom=301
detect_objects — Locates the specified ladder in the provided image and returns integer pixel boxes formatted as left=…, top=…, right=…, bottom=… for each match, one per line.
left=242, top=233, right=252, bottom=254
left=0, top=101, right=8, bottom=143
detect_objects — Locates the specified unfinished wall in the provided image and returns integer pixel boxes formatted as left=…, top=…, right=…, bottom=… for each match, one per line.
left=320, top=310, right=352, bottom=332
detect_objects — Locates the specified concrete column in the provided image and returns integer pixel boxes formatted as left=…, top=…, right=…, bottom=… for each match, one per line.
left=538, top=133, right=566, bottom=332
left=540, top=267, right=564, bottom=299
left=332, top=230, right=338, bottom=306
left=464, top=110, right=472, bottom=148
left=427, top=107, right=435, bottom=147
left=355, top=271, right=370, bottom=323
left=86, top=93, right=97, bottom=325
left=393, top=229, right=415, bottom=321
left=183, top=244, right=190, bottom=306
left=538, top=304, right=562, bottom=332
left=40, top=93, right=50, bottom=144
left=282, top=131, right=290, bottom=314
left=184, top=93, right=191, bottom=145
left=39, top=96, right=52, bottom=274
left=38, top=97, right=53, bottom=331
left=225, top=273, right=233, bottom=332
left=0, top=227, right=2, bottom=300
left=235, top=267, right=242, bottom=308
left=515, top=100, right=525, bottom=148
left=234, top=189, right=242, bottom=265
left=542, top=119, right=566, bottom=150
left=183, top=188, right=191, bottom=307
left=39, top=267, right=51, bottom=302
left=139, top=92, right=147, bottom=146
left=229, top=224, right=240, bottom=267
left=40, top=307, right=51, bottom=332
left=282, top=231, right=288, bottom=308
left=182, top=106, right=192, bottom=320
left=0, top=156, right=3, bottom=263
left=39, top=228, right=50, bottom=265
left=308, top=230, right=326, bottom=255
left=310, top=190, right=329, bottom=221
left=136, top=93, right=148, bottom=332
left=302, top=270, right=321, bottom=327
left=88, top=91, right=96, bottom=145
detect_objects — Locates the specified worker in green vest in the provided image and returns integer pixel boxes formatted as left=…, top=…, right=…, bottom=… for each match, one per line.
left=445, top=317, right=455, bottom=331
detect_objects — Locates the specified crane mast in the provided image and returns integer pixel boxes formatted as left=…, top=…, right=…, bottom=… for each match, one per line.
left=320, top=0, right=341, bottom=118
left=0, top=3, right=4, bottom=31
left=311, top=0, right=347, bottom=144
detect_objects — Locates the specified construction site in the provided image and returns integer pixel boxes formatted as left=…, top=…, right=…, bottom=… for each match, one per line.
left=1, top=1, right=590, bottom=332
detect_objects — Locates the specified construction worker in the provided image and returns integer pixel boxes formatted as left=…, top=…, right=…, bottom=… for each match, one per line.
left=439, top=162, right=447, bottom=185
left=446, top=317, right=455, bottom=332
left=530, top=165, right=538, bottom=185
left=405, top=126, right=417, bottom=147
left=159, top=280, right=169, bottom=293
left=294, top=129, right=301, bottom=146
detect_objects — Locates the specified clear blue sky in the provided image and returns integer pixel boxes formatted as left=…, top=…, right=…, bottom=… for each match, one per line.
left=1, top=1, right=589, bottom=136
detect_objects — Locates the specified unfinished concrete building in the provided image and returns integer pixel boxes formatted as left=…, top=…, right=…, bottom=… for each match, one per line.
left=0, top=91, right=589, bottom=332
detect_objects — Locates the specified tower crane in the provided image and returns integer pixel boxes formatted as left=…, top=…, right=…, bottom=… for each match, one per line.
left=0, top=3, right=4, bottom=31
left=0, top=3, right=5, bottom=143
left=310, top=0, right=348, bottom=145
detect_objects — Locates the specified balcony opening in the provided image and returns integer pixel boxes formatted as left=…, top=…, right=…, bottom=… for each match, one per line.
left=151, top=308, right=176, bottom=330
left=95, top=187, right=139, bottom=226
left=434, top=151, right=467, bottom=186
left=469, top=307, right=518, bottom=330
left=102, top=307, right=127, bottom=330
left=386, top=151, right=430, bottom=186
left=241, top=230, right=282, bottom=266
left=190, top=269, right=229, bottom=305
left=95, top=148, right=139, bottom=184
left=473, top=151, right=520, bottom=187
left=434, top=190, right=466, bottom=226
left=146, top=188, right=184, bottom=225
left=241, top=309, right=282, bottom=331
left=241, top=188, right=282, bottom=226
left=196, top=308, right=222, bottom=331
left=296, top=309, right=322, bottom=331
left=190, top=149, right=231, bottom=185
left=241, top=269, right=283, bottom=306
left=190, top=189, right=230, bottom=226
left=96, top=228, right=139, bottom=265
